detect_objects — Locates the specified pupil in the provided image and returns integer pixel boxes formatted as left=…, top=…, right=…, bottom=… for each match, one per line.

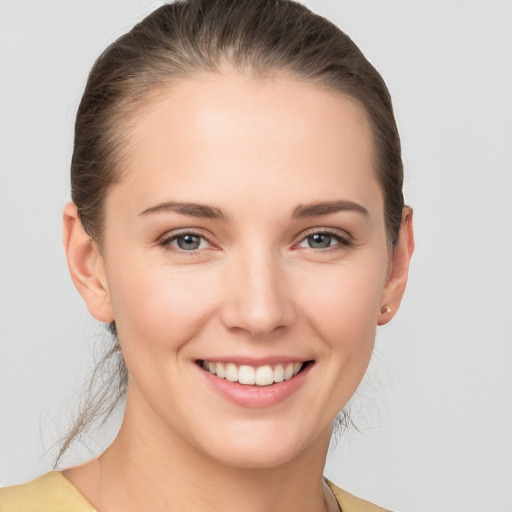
left=309, top=233, right=331, bottom=249
left=178, top=234, right=200, bottom=250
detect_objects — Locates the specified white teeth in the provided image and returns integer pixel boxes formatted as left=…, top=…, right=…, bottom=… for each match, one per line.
left=202, top=360, right=305, bottom=386
left=239, top=365, right=255, bottom=385
left=273, top=364, right=284, bottom=383
left=284, top=363, right=294, bottom=380
left=215, top=362, right=226, bottom=379
left=255, top=365, right=274, bottom=386
left=225, top=363, right=238, bottom=382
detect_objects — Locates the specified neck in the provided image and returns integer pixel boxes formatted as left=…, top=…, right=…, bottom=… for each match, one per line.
left=76, top=386, right=336, bottom=512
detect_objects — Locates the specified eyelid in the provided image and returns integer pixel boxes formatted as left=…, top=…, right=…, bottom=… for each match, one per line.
left=157, top=226, right=352, bottom=253
left=158, top=228, right=217, bottom=253
left=293, top=227, right=352, bottom=250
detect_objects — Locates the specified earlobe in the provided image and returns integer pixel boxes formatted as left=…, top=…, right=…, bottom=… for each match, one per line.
left=378, top=206, right=414, bottom=326
left=62, top=202, right=114, bottom=323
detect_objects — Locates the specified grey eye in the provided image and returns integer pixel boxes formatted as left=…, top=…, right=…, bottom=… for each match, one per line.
left=176, top=234, right=202, bottom=250
left=306, top=233, right=334, bottom=249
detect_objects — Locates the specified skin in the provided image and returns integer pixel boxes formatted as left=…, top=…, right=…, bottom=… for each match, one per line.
left=62, top=72, right=414, bottom=512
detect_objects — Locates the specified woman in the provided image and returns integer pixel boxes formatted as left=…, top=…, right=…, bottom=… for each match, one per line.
left=0, top=0, right=413, bottom=510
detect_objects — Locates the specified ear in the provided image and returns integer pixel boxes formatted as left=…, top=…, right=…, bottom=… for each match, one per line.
left=378, top=206, right=414, bottom=326
left=63, top=202, right=114, bottom=323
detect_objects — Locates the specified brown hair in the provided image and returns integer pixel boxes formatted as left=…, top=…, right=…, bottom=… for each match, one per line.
left=58, top=0, right=404, bottom=464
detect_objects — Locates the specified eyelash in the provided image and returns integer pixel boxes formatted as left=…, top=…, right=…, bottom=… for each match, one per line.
left=158, top=228, right=351, bottom=255
left=159, top=229, right=214, bottom=256
left=296, top=228, right=351, bottom=251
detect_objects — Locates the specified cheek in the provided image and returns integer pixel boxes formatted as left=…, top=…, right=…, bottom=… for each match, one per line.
left=106, top=257, right=221, bottom=352
left=295, top=259, right=386, bottom=352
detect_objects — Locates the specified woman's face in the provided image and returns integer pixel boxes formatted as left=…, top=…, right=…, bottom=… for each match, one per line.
left=84, top=73, right=401, bottom=468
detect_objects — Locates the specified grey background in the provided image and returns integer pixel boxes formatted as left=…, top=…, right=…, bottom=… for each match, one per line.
left=1, top=1, right=511, bottom=511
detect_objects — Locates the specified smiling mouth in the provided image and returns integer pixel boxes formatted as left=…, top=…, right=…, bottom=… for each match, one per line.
left=197, top=360, right=313, bottom=386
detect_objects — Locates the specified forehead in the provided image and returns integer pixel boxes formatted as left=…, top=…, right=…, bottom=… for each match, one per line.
left=110, top=72, right=381, bottom=218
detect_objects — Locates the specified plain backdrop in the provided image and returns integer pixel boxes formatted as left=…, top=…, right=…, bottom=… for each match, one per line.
left=0, top=1, right=511, bottom=511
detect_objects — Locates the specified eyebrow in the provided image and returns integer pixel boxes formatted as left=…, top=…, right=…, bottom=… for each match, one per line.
left=138, top=201, right=227, bottom=220
left=292, top=200, right=369, bottom=218
left=138, top=199, right=368, bottom=221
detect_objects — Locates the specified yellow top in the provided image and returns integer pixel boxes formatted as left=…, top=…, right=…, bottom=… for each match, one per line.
left=0, top=472, right=390, bottom=512
left=0, top=472, right=95, bottom=512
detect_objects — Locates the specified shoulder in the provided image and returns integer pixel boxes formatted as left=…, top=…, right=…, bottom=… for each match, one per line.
left=0, top=472, right=95, bottom=512
left=326, top=480, right=392, bottom=512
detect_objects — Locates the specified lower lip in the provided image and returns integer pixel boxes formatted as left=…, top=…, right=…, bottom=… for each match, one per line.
left=198, top=363, right=313, bottom=408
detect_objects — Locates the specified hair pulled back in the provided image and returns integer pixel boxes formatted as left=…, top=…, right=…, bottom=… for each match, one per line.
left=60, top=0, right=404, bottom=464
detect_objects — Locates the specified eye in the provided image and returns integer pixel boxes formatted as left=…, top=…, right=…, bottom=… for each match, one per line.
left=297, top=230, right=349, bottom=250
left=160, top=231, right=212, bottom=252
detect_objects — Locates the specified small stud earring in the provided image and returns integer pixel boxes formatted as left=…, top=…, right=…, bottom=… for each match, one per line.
left=381, top=305, right=391, bottom=314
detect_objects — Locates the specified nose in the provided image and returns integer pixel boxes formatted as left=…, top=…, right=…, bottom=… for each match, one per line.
left=219, top=246, right=296, bottom=338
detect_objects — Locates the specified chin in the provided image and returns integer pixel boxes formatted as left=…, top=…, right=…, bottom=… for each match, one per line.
left=195, top=420, right=329, bottom=470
